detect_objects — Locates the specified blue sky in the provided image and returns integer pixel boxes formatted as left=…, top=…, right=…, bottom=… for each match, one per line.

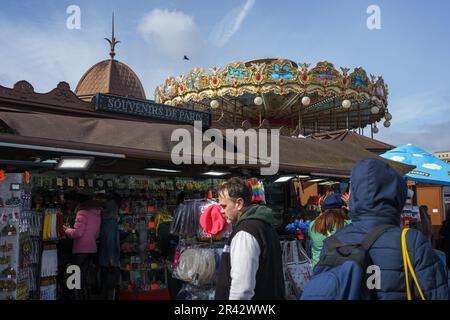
left=0, top=0, right=449, bottom=152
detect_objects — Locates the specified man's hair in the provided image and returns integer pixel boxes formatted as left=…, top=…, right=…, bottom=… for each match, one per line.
left=218, top=177, right=252, bottom=206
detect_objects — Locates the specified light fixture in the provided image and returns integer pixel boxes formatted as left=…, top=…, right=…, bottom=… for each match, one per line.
left=371, top=106, right=380, bottom=114
left=254, top=96, right=263, bottom=106
left=56, top=157, right=94, bottom=170
left=319, top=181, right=339, bottom=185
left=308, top=178, right=326, bottom=183
left=41, top=159, right=58, bottom=164
left=301, top=96, right=311, bottom=106
left=274, top=176, right=295, bottom=183
left=342, top=99, right=351, bottom=109
left=384, top=112, right=392, bottom=121
left=203, top=171, right=229, bottom=176
left=384, top=120, right=391, bottom=128
left=210, top=99, right=219, bottom=109
left=372, top=125, right=379, bottom=134
left=144, top=168, right=181, bottom=173
left=296, top=175, right=311, bottom=179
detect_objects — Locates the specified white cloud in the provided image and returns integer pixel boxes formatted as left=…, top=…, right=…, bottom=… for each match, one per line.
left=422, top=163, right=442, bottom=170
left=390, top=156, right=405, bottom=162
left=210, top=0, right=255, bottom=47
left=413, top=154, right=423, bottom=157
left=0, top=15, right=107, bottom=94
left=138, top=9, right=203, bottom=60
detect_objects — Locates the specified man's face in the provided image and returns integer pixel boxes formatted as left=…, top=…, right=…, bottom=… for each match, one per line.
left=219, top=189, right=244, bottom=224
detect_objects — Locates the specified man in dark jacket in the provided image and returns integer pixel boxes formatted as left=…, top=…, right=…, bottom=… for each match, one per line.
left=326, top=158, right=449, bottom=299
left=215, top=177, right=285, bottom=300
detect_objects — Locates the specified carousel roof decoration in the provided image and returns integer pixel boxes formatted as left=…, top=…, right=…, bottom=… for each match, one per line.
left=155, top=58, right=391, bottom=135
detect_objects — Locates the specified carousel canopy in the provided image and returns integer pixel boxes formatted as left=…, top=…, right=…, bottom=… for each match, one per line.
left=155, top=58, right=391, bottom=135
left=380, top=144, right=450, bottom=186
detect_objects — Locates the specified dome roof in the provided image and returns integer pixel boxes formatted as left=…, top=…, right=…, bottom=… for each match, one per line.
left=75, top=59, right=146, bottom=102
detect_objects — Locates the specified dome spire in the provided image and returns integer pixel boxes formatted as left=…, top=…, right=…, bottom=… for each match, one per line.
left=104, top=12, right=120, bottom=59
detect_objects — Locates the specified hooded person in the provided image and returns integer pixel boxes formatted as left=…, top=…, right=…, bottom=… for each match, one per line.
left=321, top=158, right=449, bottom=299
left=215, top=178, right=285, bottom=300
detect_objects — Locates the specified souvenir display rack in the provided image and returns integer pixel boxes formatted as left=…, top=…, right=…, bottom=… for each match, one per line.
left=0, top=172, right=37, bottom=300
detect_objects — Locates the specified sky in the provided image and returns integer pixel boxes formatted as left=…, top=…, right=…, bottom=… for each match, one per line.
left=0, top=0, right=449, bottom=153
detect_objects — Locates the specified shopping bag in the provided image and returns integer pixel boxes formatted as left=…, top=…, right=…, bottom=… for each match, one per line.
left=280, top=240, right=312, bottom=299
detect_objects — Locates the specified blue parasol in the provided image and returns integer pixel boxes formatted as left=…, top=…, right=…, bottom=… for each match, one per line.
left=380, top=144, right=450, bottom=186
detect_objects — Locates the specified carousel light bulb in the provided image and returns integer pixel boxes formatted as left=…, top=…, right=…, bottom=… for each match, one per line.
left=254, top=96, right=263, bottom=106
left=384, top=120, right=391, bottom=128
left=342, top=99, right=351, bottom=109
left=372, top=126, right=379, bottom=134
left=371, top=106, right=380, bottom=114
left=301, top=96, right=311, bottom=106
left=384, top=112, right=392, bottom=121
left=210, top=99, right=219, bottom=109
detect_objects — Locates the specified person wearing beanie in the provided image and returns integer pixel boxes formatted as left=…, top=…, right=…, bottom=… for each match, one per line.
left=215, top=177, right=285, bottom=300
left=309, top=193, right=351, bottom=268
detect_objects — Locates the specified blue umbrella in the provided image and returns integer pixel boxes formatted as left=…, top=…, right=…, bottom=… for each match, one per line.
left=380, top=144, right=450, bottom=186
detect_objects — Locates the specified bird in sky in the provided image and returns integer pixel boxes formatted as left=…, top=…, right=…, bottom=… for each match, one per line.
left=183, top=55, right=190, bottom=61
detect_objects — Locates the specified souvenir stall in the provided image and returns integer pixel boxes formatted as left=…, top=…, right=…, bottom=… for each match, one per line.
left=0, top=171, right=40, bottom=300
left=28, top=172, right=228, bottom=300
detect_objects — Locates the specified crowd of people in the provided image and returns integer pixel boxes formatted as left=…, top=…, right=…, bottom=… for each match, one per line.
left=59, top=158, right=450, bottom=300
left=215, top=159, right=450, bottom=300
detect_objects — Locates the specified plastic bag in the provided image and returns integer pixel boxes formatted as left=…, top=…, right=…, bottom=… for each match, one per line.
left=281, top=240, right=312, bottom=299
left=173, top=247, right=216, bottom=286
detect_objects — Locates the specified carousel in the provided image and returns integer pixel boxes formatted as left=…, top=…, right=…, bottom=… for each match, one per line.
left=155, top=59, right=391, bottom=136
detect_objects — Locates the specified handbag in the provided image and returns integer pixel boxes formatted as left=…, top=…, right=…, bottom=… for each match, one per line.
left=401, top=228, right=426, bottom=300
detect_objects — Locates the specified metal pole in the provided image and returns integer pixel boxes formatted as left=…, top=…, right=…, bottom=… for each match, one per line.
left=298, top=107, right=302, bottom=132
left=234, top=99, right=237, bottom=123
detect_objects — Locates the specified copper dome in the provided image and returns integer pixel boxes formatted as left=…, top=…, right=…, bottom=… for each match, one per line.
left=75, top=59, right=146, bottom=102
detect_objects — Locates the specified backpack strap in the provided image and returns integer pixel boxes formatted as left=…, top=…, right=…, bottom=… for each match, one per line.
left=323, top=234, right=344, bottom=250
left=324, top=224, right=397, bottom=251
left=361, top=224, right=397, bottom=251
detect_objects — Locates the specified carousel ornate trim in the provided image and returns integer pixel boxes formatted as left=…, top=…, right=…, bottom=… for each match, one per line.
left=155, top=59, right=388, bottom=109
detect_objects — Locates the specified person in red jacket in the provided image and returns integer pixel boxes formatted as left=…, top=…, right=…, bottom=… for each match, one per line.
left=64, top=199, right=102, bottom=300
